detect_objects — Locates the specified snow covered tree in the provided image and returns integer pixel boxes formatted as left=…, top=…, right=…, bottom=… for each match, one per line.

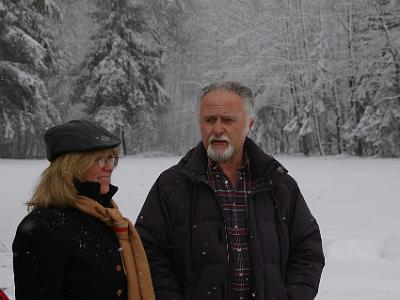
left=0, top=0, right=62, bottom=158
left=73, top=0, right=169, bottom=154
left=349, top=0, right=400, bottom=156
left=46, top=0, right=97, bottom=121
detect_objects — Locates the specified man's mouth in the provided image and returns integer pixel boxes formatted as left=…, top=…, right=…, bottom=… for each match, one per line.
left=211, top=140, right=228, bottom=145
left=209, top=134, right=229, bottom=143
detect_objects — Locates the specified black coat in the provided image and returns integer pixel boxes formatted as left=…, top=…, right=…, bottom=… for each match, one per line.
left=136, top=138, right=324, bottom=300
left=12, top=183, right=127, bottom=300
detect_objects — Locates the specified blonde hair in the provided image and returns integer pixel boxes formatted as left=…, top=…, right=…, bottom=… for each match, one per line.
left=27, top=147, right=119, bottom=210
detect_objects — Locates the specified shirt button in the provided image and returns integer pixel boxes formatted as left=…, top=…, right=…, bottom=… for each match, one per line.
left=115, top=265, right=122, bottom=272
left=116, top=289, right=123, bottom=297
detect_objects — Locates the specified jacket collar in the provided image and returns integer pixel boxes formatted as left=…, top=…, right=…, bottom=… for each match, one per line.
left=180, top=137, right=287, bottom=184
left=74, top=180, right=118, bottom=208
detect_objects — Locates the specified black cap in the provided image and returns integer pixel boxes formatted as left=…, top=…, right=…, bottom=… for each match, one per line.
left=44, top=119, right=121, bottom=162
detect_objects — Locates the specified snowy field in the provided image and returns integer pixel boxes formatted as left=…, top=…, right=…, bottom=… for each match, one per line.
left=0, top=155, right=399, bottom=299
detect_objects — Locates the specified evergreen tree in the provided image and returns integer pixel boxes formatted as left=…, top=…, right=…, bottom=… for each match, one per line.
left=350, top=0, right=400, bottom=157
left=73, top=0, right=169, bottom=154
left=0, top=0, right=62, bottom=158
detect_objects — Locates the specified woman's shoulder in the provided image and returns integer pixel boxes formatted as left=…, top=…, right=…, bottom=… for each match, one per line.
left=15, top=207, right=77, bottom=241
left=25, top=206, right=73, bottom=223
left=12, top=207, right=85, bottom=268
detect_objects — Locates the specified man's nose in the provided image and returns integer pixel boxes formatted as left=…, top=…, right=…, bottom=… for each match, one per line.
left=212, top=119, right=224, bottom=136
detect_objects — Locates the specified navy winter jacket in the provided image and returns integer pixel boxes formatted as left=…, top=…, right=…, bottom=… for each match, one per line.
left=136, top=138, right=324, bottom=300
left=13, top=183, right=127, bottom=300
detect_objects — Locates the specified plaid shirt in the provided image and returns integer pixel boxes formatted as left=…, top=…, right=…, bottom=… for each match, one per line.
left=207, top=156, right=253, bottom=300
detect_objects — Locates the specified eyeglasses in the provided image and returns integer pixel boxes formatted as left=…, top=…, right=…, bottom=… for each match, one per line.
left=96, top=156, right=119, bottom=168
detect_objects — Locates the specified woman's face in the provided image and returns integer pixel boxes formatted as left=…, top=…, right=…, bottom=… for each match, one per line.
left=82, top=150, right=118, bottom=195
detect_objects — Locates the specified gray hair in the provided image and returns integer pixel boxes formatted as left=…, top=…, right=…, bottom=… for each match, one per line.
left=198, top=81, right=255, bottom=121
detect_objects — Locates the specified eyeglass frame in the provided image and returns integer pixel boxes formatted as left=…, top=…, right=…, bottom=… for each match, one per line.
left=95, top=155, right=119, bottom=168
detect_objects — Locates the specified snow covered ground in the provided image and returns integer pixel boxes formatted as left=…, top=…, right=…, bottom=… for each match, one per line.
left=0, top=155, right=399, bottom=299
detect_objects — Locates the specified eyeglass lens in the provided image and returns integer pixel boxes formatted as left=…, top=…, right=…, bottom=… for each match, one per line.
left=97, top=156, right=119, bottom=168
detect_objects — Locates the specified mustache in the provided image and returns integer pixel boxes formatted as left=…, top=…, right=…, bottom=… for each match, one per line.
left=208, top=134, right=230, bottom=143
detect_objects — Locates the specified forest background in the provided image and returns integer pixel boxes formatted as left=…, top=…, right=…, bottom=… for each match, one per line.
left=1, top=0, right=400, bottom=158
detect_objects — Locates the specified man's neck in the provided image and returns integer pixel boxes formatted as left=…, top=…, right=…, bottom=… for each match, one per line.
left=217, top=151, right=244, bottom=187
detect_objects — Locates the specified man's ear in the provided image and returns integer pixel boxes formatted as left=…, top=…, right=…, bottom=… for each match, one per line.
left=249, top=117, right=255, bottom=130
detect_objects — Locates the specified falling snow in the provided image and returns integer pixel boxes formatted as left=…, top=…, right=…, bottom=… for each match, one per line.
left=0, top=155, right=399, bottom=299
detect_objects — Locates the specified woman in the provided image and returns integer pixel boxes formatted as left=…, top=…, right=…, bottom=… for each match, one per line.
left=12, top=119, right=154, bottom=300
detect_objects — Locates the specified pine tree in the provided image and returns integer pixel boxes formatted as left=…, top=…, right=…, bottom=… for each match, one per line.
left=0, top=0, right=62, bottom=158
left=350, top=0, right=400, bottom=157
left=73, top=0, right=169, bottom=154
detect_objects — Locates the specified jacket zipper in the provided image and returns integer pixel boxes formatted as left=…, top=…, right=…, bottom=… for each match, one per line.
left=201, top=177, right=232, bottom=300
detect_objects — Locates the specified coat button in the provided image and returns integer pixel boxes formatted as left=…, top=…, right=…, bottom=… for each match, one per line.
left=116, top=289, right=123, bottom=297
left=115, top=265, right=122, bottom=272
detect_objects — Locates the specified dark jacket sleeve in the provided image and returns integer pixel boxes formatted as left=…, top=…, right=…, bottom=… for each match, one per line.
left=285, top=178, right=325, bottom=300
left=13, top=213, right=66, bottom=300
left=135, top=177, right=184, bottom=300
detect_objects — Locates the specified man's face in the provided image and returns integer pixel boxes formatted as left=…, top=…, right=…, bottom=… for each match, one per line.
left=199, top=89, right=254, bottom=162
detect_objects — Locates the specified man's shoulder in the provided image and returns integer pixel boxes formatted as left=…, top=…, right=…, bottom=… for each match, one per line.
left=158, top=146, right=198, bottom=177
left=156, top=145, right=202, bottom=188
left=158, top=163, right=182, bottom=181
left=156, top=157, right=188, bottom=185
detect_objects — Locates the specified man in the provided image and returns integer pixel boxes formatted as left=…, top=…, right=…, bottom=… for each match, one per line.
left=136, top=81, right=324, bottom=300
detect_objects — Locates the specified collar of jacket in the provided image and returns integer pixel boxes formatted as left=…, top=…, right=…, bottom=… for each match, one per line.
left=179, top=137, right=288, bottom=190
left=73, top=180, right=118, bottom=208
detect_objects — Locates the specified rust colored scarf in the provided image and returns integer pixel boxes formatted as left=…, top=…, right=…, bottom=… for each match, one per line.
left=74, top=197, right=155, bottom=300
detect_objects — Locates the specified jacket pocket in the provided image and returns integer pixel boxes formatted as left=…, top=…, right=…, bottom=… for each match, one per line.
left=263, top=263, right=288, bottom=300
left=190, top=221, right=227, bottom=267
left=191, top=264, right=227, bottom=300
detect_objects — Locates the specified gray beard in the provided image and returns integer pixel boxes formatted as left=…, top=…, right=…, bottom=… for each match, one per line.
left=207, top=143, right=234, bottom=162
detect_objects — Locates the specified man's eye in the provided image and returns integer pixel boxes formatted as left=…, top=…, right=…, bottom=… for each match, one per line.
left=222, top=117, right=233, bottom=123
